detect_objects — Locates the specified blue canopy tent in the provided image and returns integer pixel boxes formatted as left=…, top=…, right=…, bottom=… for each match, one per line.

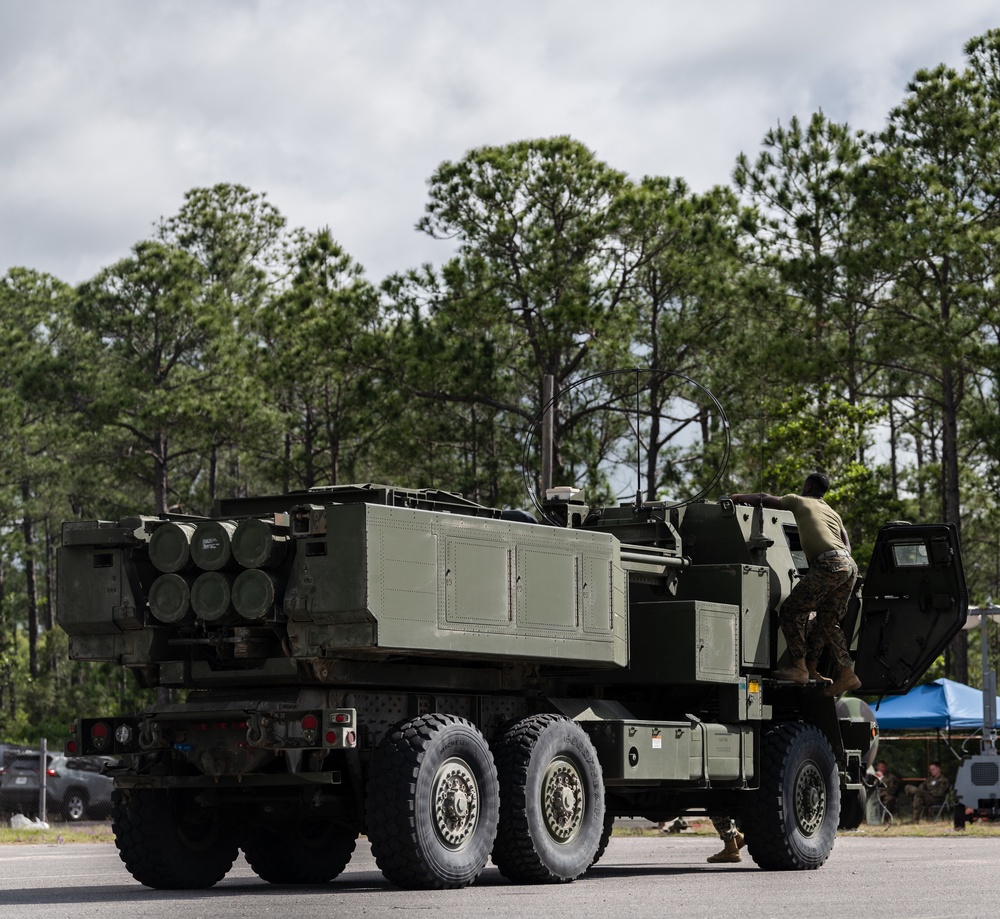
left=873, top=678, right=1000, bottom=731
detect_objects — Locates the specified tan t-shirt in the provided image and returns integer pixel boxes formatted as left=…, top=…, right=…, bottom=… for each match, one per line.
left=780, top=494, right=847, bottom=563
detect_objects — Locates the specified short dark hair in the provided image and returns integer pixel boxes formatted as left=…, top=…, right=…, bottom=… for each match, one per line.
left=805, top=472, right=830, bottom=495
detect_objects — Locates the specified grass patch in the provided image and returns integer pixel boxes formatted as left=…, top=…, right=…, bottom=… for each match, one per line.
left=839, top=821, right=1000, bottom=838
left=0, top=823, right=117, bottom=845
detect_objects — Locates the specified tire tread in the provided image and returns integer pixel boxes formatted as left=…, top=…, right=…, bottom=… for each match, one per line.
left=111, top=788, right=237, bottom=889
left=242, top=824, right=357, bottom=884
left=366, top=713, right=498, bottom=890
left=742, top=722, right=838, bottom=871
left=492, top=713, right=603, bottom=884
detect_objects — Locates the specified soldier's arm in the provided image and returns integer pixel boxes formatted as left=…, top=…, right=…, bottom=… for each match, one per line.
left=729, top=493, right=782, bottom=509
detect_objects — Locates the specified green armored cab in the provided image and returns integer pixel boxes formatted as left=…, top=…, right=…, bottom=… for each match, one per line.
left=58, top=482, right=967, bottom=890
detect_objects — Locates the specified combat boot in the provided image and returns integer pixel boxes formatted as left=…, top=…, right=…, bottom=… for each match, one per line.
left=706, top=835, right=743, bottom=863
left=772, top=658, right=809, bottom=684
left=822, top=666, right=862, bottom=697
left=806, top=660, right=833, bottom=685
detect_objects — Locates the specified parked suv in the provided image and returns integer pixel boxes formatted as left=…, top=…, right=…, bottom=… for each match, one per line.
left=0, top=753, right=113, bottom=822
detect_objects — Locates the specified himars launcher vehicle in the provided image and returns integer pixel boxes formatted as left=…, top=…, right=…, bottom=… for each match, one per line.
left=59, top=483, right=967, bottom=889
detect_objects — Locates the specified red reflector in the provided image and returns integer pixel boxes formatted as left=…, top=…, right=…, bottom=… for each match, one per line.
left=325, top=730, right=337, bottom=745
left=66, top=739, right=78, bottom=754
left=302, top=714, right=319, bottom=731
left=91, top=722, right=109, bottom=739
left=335, top=713, right=347, bottom=723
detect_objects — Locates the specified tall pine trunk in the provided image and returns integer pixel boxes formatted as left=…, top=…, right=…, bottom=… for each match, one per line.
left=21, top=478, right=40, bottom=679
left=942, top=363, right=968, bottom=683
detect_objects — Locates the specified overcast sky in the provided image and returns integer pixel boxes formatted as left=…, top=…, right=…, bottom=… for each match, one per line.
left=2, top=1, right=999, bottom=287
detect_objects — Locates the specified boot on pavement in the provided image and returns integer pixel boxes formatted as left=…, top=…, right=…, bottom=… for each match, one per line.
left=707, top=834, right=744, bottom=864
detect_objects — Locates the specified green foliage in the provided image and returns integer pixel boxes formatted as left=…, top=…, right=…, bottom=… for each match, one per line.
left=0, top=626, right=152, bottom=745
left=380, top=260, right=527, bottom=505
left=418, top=138, right=631, bottom=371
left=74, top=241, right=232, bottom=513
left=8, top=30, right=1000, bottom=721
left=855, top=39, right=1000, bottom=534
left=258, top=227, right=392, bottom=490
left=414, top=137, right=642, bottom=460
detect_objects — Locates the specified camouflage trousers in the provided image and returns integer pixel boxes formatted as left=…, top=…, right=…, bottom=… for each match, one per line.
left=780, top=553, right=858, bottom=670
left=711, top=816, right=739, bottom=840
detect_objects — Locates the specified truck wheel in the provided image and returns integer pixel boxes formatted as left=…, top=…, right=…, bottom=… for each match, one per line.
left=588, top=809, right=616, bottom=870
left=492, top=714, right=605, bottom=883
left=62, top=789, right=88, bottom=822
left=742, top=722, right=839, bottom=870
left=242, top=819, right=358, bottom=884
left=366, top=713, right=499, bottom=889
left=838, top=787, right=866, bottom=830
left=111, top=788, right=238, bottom=888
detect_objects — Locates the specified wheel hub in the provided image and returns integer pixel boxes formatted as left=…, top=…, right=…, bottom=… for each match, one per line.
left=433, top=757, right=480, bottom=850
left=793, top=761, right=827, bottom=837
left=541, top=756, right=585, bottom=843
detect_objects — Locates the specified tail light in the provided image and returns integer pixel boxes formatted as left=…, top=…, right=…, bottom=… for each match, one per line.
left=322, top=710, right=357, bottom=749
left=66, top=716, right=144, bottom=757
left=301, top=713, right=319, bottom=744
left=90, top=720, right=110, bottom=751
left=325, top=729, right=357, bottom=746
left=115, top=722, right=135, bottom=747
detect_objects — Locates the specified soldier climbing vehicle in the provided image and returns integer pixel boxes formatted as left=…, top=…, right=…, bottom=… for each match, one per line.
left=57, top=478, right=967, bottom=888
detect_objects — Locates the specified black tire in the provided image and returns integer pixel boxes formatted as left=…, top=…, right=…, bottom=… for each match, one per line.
left=111, top=788, right=238, bottom=889
left=366, top=713, right=499, bottom=890
left=838, top=787, right=866, bottom=830
left=242, top=819, right=358, bottom=884
left=588, top=809, right=615, bottom=870
left=742, top=722, right=839, bottom=870
left=62, top=789, right=89, bottom=823
left=492, top=714, right=605, bottom=884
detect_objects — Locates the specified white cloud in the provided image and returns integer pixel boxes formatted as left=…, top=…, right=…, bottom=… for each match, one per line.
left=1, top=0, right=998, bottom=284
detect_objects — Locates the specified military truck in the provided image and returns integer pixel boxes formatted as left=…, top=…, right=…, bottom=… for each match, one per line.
left=58, top=483, right=967, bottom=889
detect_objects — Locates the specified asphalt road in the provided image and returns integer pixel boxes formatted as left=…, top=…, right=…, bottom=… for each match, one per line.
left=0, top=835, right=995, bottom=919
